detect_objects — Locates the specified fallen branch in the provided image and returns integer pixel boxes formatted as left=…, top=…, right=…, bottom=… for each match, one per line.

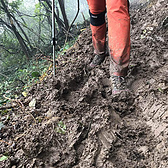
left=0, top=139, right=11, bottom=146
left=3, top=95, right=37, bottom=124
left=63, top=0, right=80, bottom=49
left=2, top=95, right=25, bottom=112
left=0, top=72, right=8, bottom=78
left=0, top=105, right=17, bottom=110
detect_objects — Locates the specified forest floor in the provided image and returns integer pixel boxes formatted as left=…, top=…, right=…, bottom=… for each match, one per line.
left=0, top=0, right=168, bottom=168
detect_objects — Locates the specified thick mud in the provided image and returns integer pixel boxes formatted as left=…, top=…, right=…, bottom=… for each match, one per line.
left=0, top=0, right=168, bottom=167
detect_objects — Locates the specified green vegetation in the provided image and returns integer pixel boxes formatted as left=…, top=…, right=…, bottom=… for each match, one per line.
left=55, top=121, right=66, bottom=134
left=0, top=155, right=8, bottom=162
left=0, top=40, right=77, bottom=107
left=0, top=58, right=47, bottom=105
left=0, top=0, right=88, bottom=107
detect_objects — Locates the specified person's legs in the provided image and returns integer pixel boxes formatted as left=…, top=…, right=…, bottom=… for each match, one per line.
left=87, top=0, right=106, bottom=67
left=107, top=0, right=130, bottom=94
left=107, top=0, right=130, bottom=77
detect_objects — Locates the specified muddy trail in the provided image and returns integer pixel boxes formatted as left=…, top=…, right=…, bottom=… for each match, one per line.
left=0, top=0, right=168, bottom=168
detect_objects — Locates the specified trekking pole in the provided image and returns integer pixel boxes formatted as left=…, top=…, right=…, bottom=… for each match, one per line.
left=52, top=0, right=56, bottom=76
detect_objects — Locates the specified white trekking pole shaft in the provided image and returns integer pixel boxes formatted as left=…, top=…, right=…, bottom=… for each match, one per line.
left=52, top=0, right=56, bottom=76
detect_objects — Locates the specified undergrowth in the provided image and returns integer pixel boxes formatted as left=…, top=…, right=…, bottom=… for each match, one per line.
left=0, top=39, right=76, bottom=107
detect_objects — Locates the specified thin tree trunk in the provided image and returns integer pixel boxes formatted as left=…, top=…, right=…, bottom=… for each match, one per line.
left=38, top=0, right=42, bottom=45
left=0, top=18, right=30, bottom=60
left=1, top=0, right=31, bottom=59
left=41, top=0, right=65, bottom=32
left=11, top=15, right=33, bottom=50
left=58, top=0, right=69, bottom=30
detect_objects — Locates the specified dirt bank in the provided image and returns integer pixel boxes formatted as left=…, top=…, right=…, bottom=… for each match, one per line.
left=0, top=0, right=167, bottom=167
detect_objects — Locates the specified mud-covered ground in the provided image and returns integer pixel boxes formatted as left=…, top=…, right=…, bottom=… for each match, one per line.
left=0, top=0, right=168, bottom=167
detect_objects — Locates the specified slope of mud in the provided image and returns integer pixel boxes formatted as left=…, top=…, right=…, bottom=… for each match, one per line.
left=0, top=0, right=167, bottom=167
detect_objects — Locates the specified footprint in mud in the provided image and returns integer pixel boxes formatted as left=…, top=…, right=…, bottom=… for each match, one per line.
left=98, top=129, right=116, bottom=149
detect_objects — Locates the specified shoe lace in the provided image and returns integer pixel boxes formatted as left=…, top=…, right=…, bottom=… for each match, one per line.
left=111, top=76, right=127, bottom=90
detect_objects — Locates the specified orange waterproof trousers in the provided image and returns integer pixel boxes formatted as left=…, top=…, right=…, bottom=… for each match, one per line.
left=87, top=0, right=130, bottom=76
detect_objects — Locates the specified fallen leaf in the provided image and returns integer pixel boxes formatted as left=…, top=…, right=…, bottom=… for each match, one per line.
left=0, top=155, right=8, bottom=161
left=29, top=98, right=36, bottom=107
left=22, top=91, right=28, bottom=97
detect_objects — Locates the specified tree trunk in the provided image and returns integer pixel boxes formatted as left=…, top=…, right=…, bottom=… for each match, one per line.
left=0, top=0, right=31, bottom=59
left=11, top=15, right=33, bottom=50
left=58, top=0, right=69, bottom=30
left=38, top=0, right=42, bottom=45
left=41, top=0, right=65, bottom=32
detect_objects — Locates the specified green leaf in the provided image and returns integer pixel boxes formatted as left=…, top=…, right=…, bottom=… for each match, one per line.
left=18, top=69, right=23, bottom=72
left=31, top=72, right=41, bottom=78
left=0, top=155, right=8, bottom=161
left=55, top=121, right=66, bottom=134
left=158, top=88, right=163, bottom=92
left=22, top=91, right=28, bottom=97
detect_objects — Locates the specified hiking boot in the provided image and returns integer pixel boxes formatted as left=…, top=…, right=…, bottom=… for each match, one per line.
left=111, top=76, right=129, bottom=94
left=90, top=54, right=105, bottom=68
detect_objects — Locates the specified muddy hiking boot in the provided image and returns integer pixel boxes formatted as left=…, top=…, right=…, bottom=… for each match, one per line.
left=90, top=54, right=105, bottom=68
left=111, top=76, right=129, bottom=94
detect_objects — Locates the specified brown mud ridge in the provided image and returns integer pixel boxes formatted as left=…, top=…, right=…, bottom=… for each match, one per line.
left=0, top=0, right=168, bottom=167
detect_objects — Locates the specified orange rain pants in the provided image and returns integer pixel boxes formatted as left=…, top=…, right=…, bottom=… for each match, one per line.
left=87, top=0, right=130, bottom=76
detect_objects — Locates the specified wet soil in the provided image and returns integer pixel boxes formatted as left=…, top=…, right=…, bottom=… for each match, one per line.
left=0, top=0, right=168, bottom=167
